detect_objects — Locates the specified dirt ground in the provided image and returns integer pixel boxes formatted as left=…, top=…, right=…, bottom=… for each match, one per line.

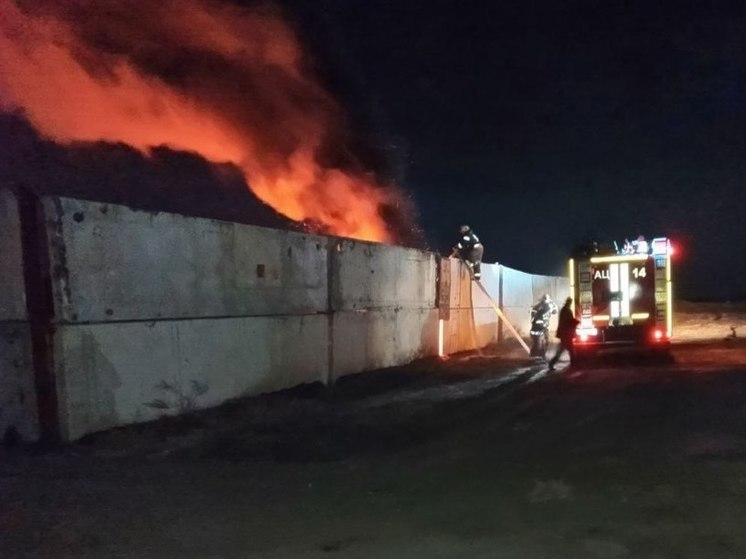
left=2, top=316, right=746, bottom=558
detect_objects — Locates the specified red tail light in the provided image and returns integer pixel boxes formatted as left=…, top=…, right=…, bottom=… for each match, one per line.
left=653, top=329, right=663, bottom=341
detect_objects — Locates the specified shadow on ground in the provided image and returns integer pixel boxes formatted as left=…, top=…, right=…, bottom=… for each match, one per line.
left=4, top=340, right=746, bottom=558
left=69, top=343, right=541, bottom=463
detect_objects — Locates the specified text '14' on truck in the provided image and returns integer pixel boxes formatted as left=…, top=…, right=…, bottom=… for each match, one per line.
left=569, top=237, right=673, bottom=353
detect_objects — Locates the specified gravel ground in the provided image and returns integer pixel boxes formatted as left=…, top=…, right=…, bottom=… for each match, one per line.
left=2, top=308, right=746, bottom=558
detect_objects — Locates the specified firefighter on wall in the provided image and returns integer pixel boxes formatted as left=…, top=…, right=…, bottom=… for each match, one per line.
left=450, top=224, right=484, bottom=280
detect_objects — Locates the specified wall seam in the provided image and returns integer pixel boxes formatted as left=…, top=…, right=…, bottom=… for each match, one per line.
left=18, top=189, right=61, bottom=443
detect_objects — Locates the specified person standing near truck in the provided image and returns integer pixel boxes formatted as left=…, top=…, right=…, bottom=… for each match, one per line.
left=548, top=297, right=579, bottom=371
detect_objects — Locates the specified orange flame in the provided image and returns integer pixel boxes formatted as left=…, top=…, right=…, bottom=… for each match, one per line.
left=0, top=0, right=401, bottom=242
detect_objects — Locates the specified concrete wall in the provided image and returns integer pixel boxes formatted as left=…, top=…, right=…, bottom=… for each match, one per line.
left=40, top=197, right=332, bottom=439
left=45, top=212, right=443, bottom=437
left=442, top=261, right=499, bottom=354
left=330, top=240, right=438, bottom=377
left=501, top=265, right=535, bottom=335
left=41, top=197, right=328, bottom=322
left=0, top=189, right=27, bottom=320
left=53, top=315, right=328, bottom=441
left=0, top=190, right=39, bottom=441
left=1, top=191, right=568, bottom=441
left=442, top=261, right=570, bottom=354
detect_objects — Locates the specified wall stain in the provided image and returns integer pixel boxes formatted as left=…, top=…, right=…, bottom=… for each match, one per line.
left=73, top=330, right=122, bottom=434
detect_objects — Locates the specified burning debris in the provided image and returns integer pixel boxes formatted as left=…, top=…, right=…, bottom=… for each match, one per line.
left=0, top=0, right=413, bottom=243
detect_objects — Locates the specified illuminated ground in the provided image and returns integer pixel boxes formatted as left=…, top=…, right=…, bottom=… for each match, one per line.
left=2, top=308, right=746, bottom=558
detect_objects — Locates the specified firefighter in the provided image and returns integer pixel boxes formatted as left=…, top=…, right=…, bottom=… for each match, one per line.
left=533, top=294, right=558, bottom=318
left=530, top=294, right=558, bottom=357
left=632, top=235, right=648, bottom=254
left=450, top=225, right=484, bottom=280
left=548, top=297, right=579, bottom=371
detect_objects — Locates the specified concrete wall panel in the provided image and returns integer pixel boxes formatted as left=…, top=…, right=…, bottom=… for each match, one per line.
left=332, top=308, right=439, bottom=377
left=445, top=263, right=568, bottom=346
left=0, top=190, right=37, bottom=442
left=0, top=323, right=38, bottom=441
left=554, top=277, right=571, bottom=303
left=476, top=263, right=501, bottom=303
left=42, top=197, right=328, bottom=323
left=15, top=195, right=571, bottom=441
left=531, top=275, right=555, bottom=305
left=501, top=265, right=535, bottom=335
left=332, top=240, right=436, bottom=311
left=442, top=261, right=502, bottom=353
left=54, top=315, right=329, bottom=440
left=442, top=308, right=499, bottom=355
left=0, top=190, right=26, bottom=321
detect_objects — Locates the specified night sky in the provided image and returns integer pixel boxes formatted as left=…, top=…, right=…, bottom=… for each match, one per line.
left=3, top=0, right=745, bottom=300
left=290, top=0, right=746, bottom=301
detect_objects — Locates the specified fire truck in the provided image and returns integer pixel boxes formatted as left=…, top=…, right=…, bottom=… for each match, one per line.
left=569, top=237, right=673, bottom=352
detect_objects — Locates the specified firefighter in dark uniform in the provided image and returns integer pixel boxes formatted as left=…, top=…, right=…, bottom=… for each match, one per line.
left=533, top=294, right=558, bottom=320
left=530, top=294, right=558, bottom=357
left=548, top=297, right=579, bottom=370
left=450, top=225, right=484, bottom=279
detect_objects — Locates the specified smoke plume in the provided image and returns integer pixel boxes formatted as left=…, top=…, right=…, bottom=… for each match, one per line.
left=0, top=0, right=410, bottom=242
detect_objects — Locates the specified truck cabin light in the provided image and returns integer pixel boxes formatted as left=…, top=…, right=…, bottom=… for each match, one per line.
left=590, top=254, right=648, bottom=263
left=568, top=258, right=575, bottom=315
left=652, top=237, right=674, bottom=257
left=652, top=238, right=666, bottom=254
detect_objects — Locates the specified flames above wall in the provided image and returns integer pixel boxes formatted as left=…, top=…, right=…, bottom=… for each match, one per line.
left=0, top=0, right=414, bottom=243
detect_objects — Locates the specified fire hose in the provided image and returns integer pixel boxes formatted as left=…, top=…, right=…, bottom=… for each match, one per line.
left=461, top=259, right=531, bottom=355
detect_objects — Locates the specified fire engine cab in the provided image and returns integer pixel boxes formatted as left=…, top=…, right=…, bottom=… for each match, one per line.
left=569, top=237, right=673, bottom=351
